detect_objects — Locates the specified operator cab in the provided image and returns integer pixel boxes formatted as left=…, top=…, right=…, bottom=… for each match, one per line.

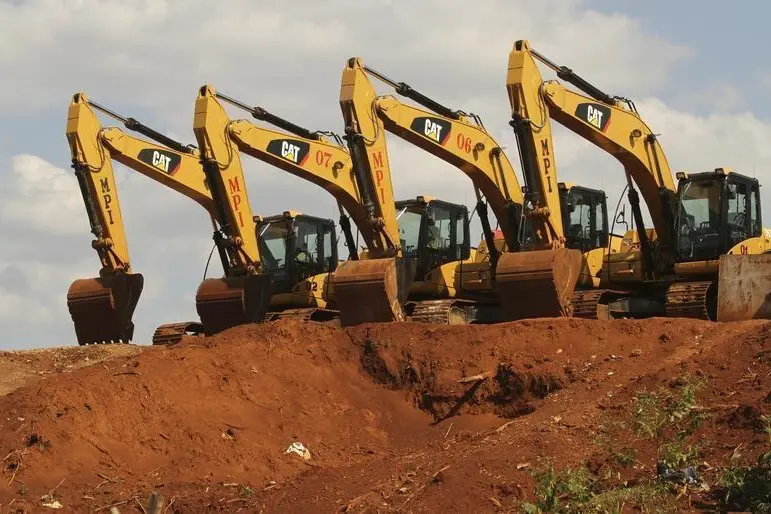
left=256, top=211, right=338, bottom=293
left=395, top=196, right=471, bottom=278
left=675, top=169, right=761, bottom=261
left=559, top=183, right=609, bottom=253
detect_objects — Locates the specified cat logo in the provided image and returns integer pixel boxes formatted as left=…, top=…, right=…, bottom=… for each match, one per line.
left=409, top=116, right=451, bottom=145
left=281, top=142, right=301, bottom=162
left=266, top=138, right=310, bottom=165
left=137, top=148, right=181, bottom=175
left=152, top=151, right=171, bottom=172
left=574, top=103, right=611, bottom=132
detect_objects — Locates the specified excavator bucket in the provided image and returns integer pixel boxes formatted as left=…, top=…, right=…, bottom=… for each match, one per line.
left=195, top=274, right=273, bottom=336
left=331, top=257, right=412, bottom=327
left=716, top=254, right=771, bottom=321
left=66, top=273, right=144, bottom=345
left=495, top=248, right=583, bottom=320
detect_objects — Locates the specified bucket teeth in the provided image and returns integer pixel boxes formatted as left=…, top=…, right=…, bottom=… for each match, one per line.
left=495, top=248, right=583, bottom=320
left=195, top=274, right=273, bottom=336
left=66, top=273, right=144, bottom=345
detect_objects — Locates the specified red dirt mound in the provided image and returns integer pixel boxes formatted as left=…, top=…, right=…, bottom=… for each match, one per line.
left=0, top=345, right=140, bottom=396
left=0, top=317, right=767, bottom=512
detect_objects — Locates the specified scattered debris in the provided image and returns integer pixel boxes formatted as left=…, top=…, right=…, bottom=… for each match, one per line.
left=457, top=371, right=494, bottom=384
left=40, top=495, right=63, bottom=509
left=284, top=442, right=312, bottom=460
left=656, top=462, right=700, bottom=486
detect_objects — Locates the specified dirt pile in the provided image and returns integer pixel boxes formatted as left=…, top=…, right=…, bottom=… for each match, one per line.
left=0, top=345, right=140, bottom=396
left=0, top=317, right=768, bottom=512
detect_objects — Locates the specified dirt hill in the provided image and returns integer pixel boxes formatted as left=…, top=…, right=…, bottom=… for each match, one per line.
left=0, top=318, right=768, bottom=512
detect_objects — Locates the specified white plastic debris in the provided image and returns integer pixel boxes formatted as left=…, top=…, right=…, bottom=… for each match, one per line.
left=284, top=441, right=312, bottom=460
left=40, top=495, right=63, bottom=509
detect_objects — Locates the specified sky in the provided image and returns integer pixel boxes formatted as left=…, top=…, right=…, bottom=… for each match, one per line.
left=0, top=0, right=769, bottom=349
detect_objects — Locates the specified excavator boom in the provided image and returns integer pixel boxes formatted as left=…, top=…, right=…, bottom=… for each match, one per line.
left=371, top=96, right=523, bottom=249
left=66, top=93, right=215, bottom=345
left=334, top=58, right=413, bottom=325
left=214, top=94, right=375, bottom=249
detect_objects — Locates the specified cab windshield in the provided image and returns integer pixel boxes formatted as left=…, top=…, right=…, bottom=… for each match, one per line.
left=258, top=222, right=289, bottom=276
left=396, top=204, right=423, bottom=258
left=561, top=188, right=608, bottom=252
left=676, top=180, right=722, bottom=260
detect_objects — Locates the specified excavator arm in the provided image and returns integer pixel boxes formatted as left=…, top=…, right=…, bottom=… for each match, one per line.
left=192, top=86, right=273, bottom=335
left=332, top=58, right=413, bottom=325
left=509, top=40, right=678, bottom=262
left=66, top=93, right=215, bottom=345
left=339, top=58, right=402, bottom=254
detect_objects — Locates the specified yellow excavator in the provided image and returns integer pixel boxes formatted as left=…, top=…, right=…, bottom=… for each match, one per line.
left=192, top=86, right=346, bottom=328
left=347, top=57, right=624, bottom=320
left=194, top=85, right=405, bottom=326
left=337, top=57, right=523, bottom=324
left=509, top=40, right=771, bottom=320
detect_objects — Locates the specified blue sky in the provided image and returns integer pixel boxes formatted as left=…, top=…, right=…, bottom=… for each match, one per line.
left=0, top=0, right=768, bottom=349
left=588, top=0, right=771, bottom=118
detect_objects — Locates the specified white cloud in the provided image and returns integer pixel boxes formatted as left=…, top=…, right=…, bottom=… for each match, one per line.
left=637, top=98, right=771, bottom=178
left=0, top=289, right=53, bottom=325
left=1, top=154, right=85, bottom=234
left=0, top=0, right=690, bottom=122
left=675, top=82, right=745, bottom=113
